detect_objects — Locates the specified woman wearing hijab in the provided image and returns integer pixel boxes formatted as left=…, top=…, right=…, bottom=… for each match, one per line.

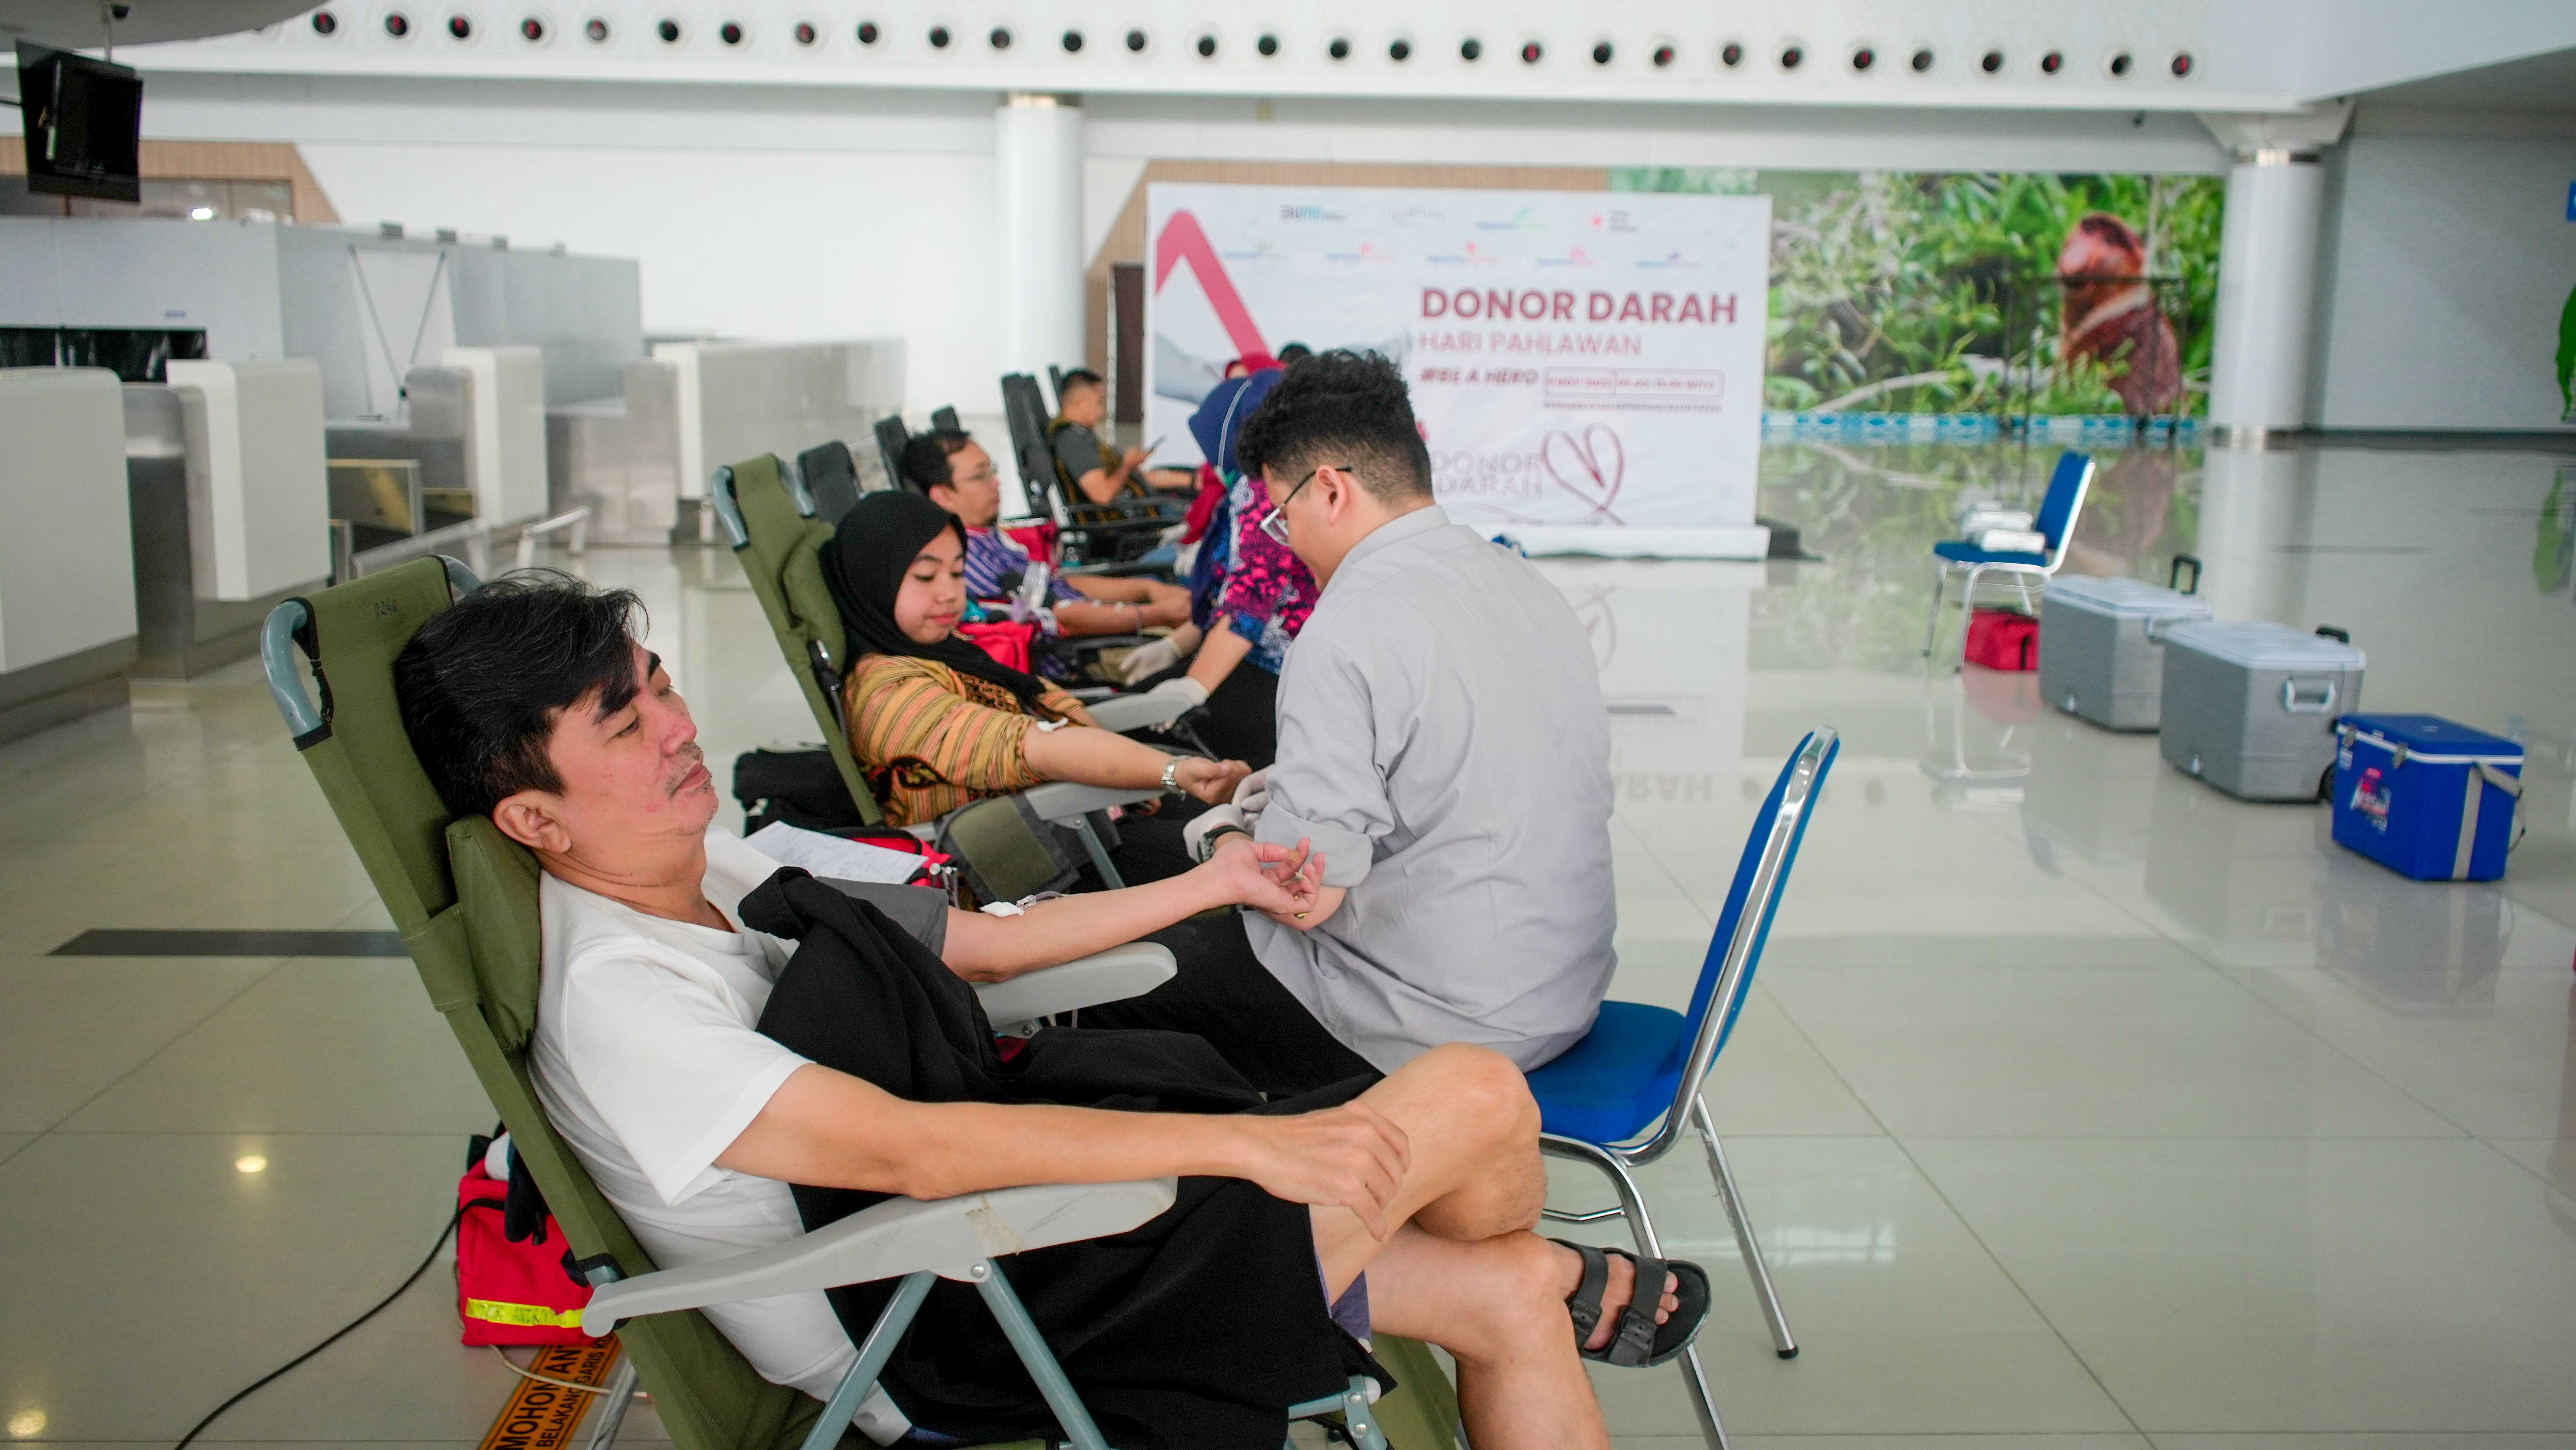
left=826, top=489, right=1251, bottom=843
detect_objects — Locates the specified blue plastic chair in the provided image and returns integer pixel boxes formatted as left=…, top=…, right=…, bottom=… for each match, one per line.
left=1922, top=450, right=2096, bottom=667
left=1526, top=729, right=1839, bottom=1450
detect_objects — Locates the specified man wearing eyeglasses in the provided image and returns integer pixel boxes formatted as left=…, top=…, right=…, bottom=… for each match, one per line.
left=1082, top=351, right=1617, bottom=1096
left=902, top=429, right=1194, bottom=641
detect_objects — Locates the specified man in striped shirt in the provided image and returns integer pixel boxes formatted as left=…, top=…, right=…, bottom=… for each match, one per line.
left=901, top=431, right=1195, bottom=642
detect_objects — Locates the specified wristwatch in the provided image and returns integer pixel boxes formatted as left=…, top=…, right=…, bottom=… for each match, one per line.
left=1159, top=756, right=1185, bottom=794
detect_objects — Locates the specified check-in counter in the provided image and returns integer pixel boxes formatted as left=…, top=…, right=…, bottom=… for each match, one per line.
left=0, top=367, right=137, bottom=742
left=653, top=338, right=906, bottom=539
left=123, top=359, right=333, bottom=678
left=445, top=344, right=550, bottom=528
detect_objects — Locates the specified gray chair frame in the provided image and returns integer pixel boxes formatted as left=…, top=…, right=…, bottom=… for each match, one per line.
left=1538, top=729, right=1836, bottom=1450
left=1921, top=454, right=2096, bottom=669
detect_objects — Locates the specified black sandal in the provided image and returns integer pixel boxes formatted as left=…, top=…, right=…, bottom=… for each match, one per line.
left=1550, top=1239, right=1712, bottom=1368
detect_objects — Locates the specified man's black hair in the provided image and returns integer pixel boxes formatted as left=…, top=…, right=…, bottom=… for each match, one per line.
left=1233, top=349, right=1432, bottom=503
left=1058, top=367, right=1104, bottom=394
left=393, top=572, right=648, bottom=819
left=1276, top=342, right=1313, bottom=365
left=899, top=428, right=974, bottom=493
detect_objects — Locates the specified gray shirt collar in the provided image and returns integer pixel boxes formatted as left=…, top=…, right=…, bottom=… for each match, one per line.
left=1328, top=503, right=1450, bottom=589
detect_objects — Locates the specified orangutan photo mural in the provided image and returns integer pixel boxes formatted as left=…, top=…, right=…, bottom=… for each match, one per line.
left=1615, top=167, right=2225, bottom=420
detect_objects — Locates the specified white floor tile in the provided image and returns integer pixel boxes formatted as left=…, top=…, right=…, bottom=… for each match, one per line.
left=1907, top=1137, right=2576, bottom=1431
left=57, top=960, right=493, bottom=1135
left=1768, top=964, right=2462, bottom=1139
left=0, top=956, right=277, bottom=1133
left=1557, top=1139, right=2134, bottom=1435
left=2218, top=965, right=2576, bottom=1141
left=0, top=1132, right=499, bottom=1443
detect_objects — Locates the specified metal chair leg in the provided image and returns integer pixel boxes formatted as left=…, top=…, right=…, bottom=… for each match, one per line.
left=582, top=1359, right=640, bottom=1450
left=1691, top=1096, right=1796, bottom=1359
left=1541, top=1136, right=1730, bottom=1450
left=1069, top=813, right=1124, bottom=888
left=973, top=1261, right=1115, bottom=1450
left=1921, top=562, right=1948, bottom=657
left=1955, top=564, right=1990, bottom=671
left=799, top=1271, right=937, bottom=1450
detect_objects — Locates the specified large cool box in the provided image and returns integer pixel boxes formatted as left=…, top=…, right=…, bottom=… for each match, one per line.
left=2331, top=714, right=2523, bottom=881
left=2038, top=569, right=2212, bottom=731
left=2158, top=621, right=2365, bottom=801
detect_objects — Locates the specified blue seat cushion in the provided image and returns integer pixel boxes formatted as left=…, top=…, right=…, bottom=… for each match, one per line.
left=1932, top=539, right=2047, bottom=566
left=1525, top=1000, right=1689, bottom=1144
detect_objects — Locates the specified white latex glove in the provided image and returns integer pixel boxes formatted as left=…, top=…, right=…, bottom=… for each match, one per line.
left=1183, top=802, right=1251, bottom=863
left=1144, top=674, right=1210, bottom=710
left=1117, top=635, right=1184, bottom=684
left=1231, top=767, right=1269, bottom=815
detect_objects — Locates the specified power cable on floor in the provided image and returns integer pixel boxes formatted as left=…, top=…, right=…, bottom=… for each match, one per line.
left=489, top=1344, right=612, bottom=1394
left=171, top=1204, right=464, bottom=1450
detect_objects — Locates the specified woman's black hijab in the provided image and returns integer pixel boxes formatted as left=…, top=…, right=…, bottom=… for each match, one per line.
left=822, top=489, right=1055, bottom=709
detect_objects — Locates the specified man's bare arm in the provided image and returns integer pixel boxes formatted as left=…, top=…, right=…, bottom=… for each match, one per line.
left=939, top=846, right=1320, bottom=982
left=716, top=1064, right=1411, bottom=1235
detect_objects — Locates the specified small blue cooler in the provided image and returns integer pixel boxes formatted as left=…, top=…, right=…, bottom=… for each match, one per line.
left=2331, top=714, right=2525, bottom=882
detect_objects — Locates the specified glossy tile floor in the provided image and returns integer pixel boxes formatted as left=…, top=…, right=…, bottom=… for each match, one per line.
left=4, top=438, right=2575, bottom=1450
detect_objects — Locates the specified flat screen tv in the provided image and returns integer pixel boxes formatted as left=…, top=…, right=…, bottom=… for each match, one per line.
left=16, top=41, right=143, bottom=204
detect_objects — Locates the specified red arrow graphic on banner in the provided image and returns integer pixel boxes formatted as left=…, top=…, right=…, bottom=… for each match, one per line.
left=1153, top=210, right=1271, bottom=362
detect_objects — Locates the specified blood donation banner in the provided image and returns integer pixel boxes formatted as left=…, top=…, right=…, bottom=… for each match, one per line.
left=1145, top=184, right=1772, bottom=536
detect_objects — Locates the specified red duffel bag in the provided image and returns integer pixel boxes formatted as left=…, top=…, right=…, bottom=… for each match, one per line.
left=456, top=1155, right=597, bottom=1346
left=1963, top=608, right=2040, bottom=671
left=960, top=620, right=1038, bottom=673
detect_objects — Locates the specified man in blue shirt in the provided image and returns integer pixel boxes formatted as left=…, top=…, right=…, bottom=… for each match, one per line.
left=901, top=430, right=1196, bottom=642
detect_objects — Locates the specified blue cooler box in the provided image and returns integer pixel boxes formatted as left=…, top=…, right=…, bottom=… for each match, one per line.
left=2332, top=714, right=2524, bottom=881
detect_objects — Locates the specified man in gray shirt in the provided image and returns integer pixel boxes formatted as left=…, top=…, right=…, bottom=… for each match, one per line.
left=1090, top=351, right=1616, bottom=1086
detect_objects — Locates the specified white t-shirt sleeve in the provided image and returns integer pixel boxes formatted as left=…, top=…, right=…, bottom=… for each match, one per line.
left=555, top=943, right=812, bottom=1207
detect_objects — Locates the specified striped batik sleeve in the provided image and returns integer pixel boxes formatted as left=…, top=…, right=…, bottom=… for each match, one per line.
left=846, top=656, right=1049, bottom=798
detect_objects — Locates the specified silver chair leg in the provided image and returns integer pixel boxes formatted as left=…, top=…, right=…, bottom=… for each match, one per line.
left=582, top=1359, right=640, bottom=1450
left=1691, top=1095, right=1797, bottom=1359
left=799, top=1271, right=937, bottom=1450
left=1921, top=562, right=1948, bottom=657
left=973, top=1261, right=1115, bottom=1450
left=1955, top=564, right=1990, bottom=671
left=1069, top=812, right=1124, bottom=888
left=1338, top=1376, right=1391, bottom=1450
left=1542, top=1136, right=1730, bottom=1450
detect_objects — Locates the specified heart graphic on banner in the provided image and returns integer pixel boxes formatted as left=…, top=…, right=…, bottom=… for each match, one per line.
left=1540, top=424, right=1627, bottom=525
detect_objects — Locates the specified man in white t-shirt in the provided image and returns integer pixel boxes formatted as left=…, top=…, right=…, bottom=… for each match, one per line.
left=393, top=575, right=1703, bottom=1450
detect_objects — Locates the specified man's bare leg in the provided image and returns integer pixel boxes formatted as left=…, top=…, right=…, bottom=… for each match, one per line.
left=1364, top=1227, right=1609, bottom=1450
left=1302, top=1045, right=1685, bottom=1428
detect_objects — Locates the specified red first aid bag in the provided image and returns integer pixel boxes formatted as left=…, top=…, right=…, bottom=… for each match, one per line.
left=456, top=1162, right=597, bottom=1346
left=960, top=620, right=1038, bottom=674
left=1002, top=522, right=1058, bottom=562
left=1963, top=608, right=2040, bottom=672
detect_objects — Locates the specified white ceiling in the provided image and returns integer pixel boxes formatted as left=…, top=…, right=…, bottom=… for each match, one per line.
left=0, top=0, right=312, bottom=48
left=2357, top=45, right=2576, bottom=112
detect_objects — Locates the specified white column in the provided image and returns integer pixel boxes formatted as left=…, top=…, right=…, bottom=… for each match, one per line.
left=2206, top=149, right=2328, bottom=441
left=996, top=93, right=1086, bottom=378
left=2195, top=446, right=2317, bottom=626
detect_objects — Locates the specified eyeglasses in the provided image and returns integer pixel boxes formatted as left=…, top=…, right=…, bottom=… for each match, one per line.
left=1259, top=464, right=1345, bottom=546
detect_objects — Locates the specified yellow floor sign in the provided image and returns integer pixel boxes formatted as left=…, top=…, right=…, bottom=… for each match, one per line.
left=476, top=1339, right=624, bottom=1450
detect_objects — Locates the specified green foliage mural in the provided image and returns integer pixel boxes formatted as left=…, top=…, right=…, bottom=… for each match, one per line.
left=2555, top=283, right=2576, bottom=422
left=1613, top=167, right=2227, bottom=417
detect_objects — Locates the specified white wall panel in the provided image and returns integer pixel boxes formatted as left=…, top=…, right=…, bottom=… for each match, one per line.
left=0, top=369, right=139, bottom=671
left=166, top=359, right=333, bottom=601
left=294, top=141, right=1001, bottom=409
left=2311, top=132, right=2576, bottom=432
